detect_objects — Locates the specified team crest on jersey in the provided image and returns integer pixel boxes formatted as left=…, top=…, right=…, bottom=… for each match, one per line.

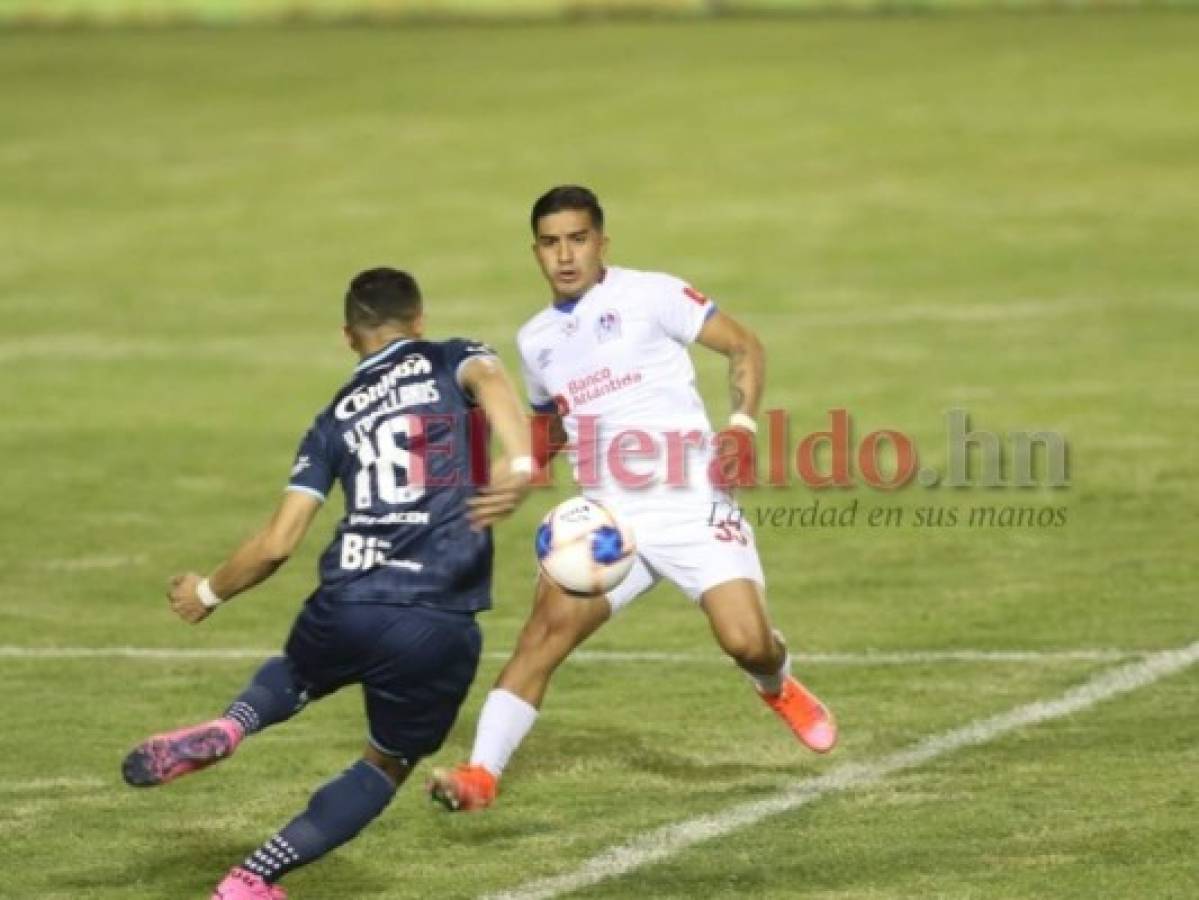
left=536, top=348, right=553, bottom=370
left=595, top=309, right=622, bottom=343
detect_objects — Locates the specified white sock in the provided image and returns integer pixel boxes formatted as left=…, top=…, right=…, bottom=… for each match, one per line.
left=469, top=689, right=539, bottom=777
left=750, top=648, right=791, bottom=696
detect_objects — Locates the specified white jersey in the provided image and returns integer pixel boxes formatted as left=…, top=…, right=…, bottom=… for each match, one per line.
left=517, top=265, right=720, bottom=516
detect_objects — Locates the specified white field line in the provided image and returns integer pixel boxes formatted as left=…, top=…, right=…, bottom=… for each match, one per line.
left=483, top=640, right=1199, bottom=900
left=0, top=646, right=1138, bottom=665
left=38, top=555, right=147, bottom=572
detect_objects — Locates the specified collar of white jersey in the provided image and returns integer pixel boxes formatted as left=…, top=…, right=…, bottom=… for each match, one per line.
left=551, top=266, right=616, bottom=315
left=354, top=337, right=413, bottom=374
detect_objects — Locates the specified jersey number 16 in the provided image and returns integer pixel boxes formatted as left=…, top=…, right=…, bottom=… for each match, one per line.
left=354, top=415, right=426, bottom=508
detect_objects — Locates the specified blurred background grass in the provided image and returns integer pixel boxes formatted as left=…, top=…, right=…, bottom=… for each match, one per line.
left=4, top=0, right=1199, bottom=27
left=4, top=11, right=1197, bottom=651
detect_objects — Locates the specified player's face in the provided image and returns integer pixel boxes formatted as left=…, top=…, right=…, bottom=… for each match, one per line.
left=532, top=209, right=608, bottom=301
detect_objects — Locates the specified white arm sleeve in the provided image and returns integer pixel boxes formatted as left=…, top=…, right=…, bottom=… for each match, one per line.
left=649, top=274, right=717, bottom=345
left=518, top=337, right=555, bottom=411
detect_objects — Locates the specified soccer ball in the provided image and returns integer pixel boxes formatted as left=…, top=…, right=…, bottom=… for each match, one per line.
left=535, top=497, right=636, bottom=595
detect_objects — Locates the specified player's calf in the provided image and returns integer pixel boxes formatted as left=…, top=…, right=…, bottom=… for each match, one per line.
left=498, top=577, right=610, bottom=704
left=234, top=759, right=396, bottom=887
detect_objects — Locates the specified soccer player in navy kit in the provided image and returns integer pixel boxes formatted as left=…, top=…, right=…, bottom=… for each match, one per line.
left=120, top=268, right=534, bottom=900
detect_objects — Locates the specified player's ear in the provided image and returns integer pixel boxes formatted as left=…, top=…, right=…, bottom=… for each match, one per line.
left=410, top=314, right=425, bottom=339
left=343, top=325, right=359, bottom=354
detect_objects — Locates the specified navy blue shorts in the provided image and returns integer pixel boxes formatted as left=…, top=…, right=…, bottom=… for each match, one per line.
left=284, top=591, right=482, bottom=764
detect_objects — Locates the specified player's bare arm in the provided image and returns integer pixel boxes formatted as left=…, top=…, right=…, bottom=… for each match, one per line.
left=696, top=310, right=766, bottom=484
left=461, top=355, right=535, bottom=529
left=696, top=310, right=766, bottom=421
left=168, top=490, right=322, bottom=624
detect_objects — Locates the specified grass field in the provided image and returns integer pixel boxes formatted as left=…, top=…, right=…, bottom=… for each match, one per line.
left=2, top=11, right=1198, bottom=899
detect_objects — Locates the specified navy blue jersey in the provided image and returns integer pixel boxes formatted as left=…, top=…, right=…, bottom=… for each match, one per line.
left=287, top=337, right=495, bottom=611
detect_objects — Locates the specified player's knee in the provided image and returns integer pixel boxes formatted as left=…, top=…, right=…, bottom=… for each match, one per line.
left=519, top=608, right=588, bottom=653
left=248, top=655, right=308, bottom=714
left=362, top=745, right=411, bottom=787
left=254, top=654, right=299, bottom=690
left=717, top=628, right=774, bottom=670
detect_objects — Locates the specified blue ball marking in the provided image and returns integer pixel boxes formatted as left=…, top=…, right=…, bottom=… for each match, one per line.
left=590, top=526, right=624, bottom=564
left=535, top=522, right=554, bottom=560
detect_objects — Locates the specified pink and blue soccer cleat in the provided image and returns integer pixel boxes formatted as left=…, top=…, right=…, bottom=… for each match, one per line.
left=121, top=718, right=244, bottom=787
left=211, top=867, right=287, bottom=899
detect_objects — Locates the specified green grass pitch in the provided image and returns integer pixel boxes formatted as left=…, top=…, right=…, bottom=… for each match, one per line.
left=1, top=11, right=1197, bottom=898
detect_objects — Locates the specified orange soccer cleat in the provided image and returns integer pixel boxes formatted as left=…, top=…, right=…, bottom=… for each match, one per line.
left=758, top=675, right=838, bottom=753
left=427, top=763, right=498, bottom=812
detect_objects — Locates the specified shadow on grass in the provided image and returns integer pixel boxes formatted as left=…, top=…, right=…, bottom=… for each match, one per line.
left=422, top=721, right=807, bottom=846
left=529, top=722, right=802, bottom=783
left=59, top=829, right=393, bottom=897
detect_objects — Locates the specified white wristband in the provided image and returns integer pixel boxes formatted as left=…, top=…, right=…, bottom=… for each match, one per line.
left=729, top=413, right=758, bottom=434
left=197, top=577, right=223, bottom=610
left=510, top=455, right=535, bottom=476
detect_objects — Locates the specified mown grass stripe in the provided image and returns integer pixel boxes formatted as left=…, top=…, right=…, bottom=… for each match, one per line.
left=485, top=640, right=1199, bottom=900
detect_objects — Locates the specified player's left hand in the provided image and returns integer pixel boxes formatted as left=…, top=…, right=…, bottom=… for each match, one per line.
left=468, top=463, right=533, bottom=530
left=167, top=572, right=213, bottom=624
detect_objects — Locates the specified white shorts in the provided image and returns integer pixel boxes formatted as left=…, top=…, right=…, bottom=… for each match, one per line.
left=602, top=496, right=766, bottom=614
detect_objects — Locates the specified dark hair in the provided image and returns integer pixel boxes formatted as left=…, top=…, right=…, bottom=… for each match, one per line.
left=530, top=185, right=604, bottom=234
left=344, top=267, right=422, bottom=330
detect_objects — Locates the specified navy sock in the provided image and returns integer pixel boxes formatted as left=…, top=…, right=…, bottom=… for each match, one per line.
left=223, top=656, right=308, bottom=736
left=242, top=760, right=397, bottom=883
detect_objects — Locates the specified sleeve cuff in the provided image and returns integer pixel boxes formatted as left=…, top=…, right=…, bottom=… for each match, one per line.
left=687, top=302, right=718, bottom=342
left=455, top=353, right=499, bottom=391
left=285, top=484, right=327, bottom=503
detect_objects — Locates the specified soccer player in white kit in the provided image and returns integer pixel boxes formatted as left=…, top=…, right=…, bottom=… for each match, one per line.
left=429, top=186, right=837, bottom=811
